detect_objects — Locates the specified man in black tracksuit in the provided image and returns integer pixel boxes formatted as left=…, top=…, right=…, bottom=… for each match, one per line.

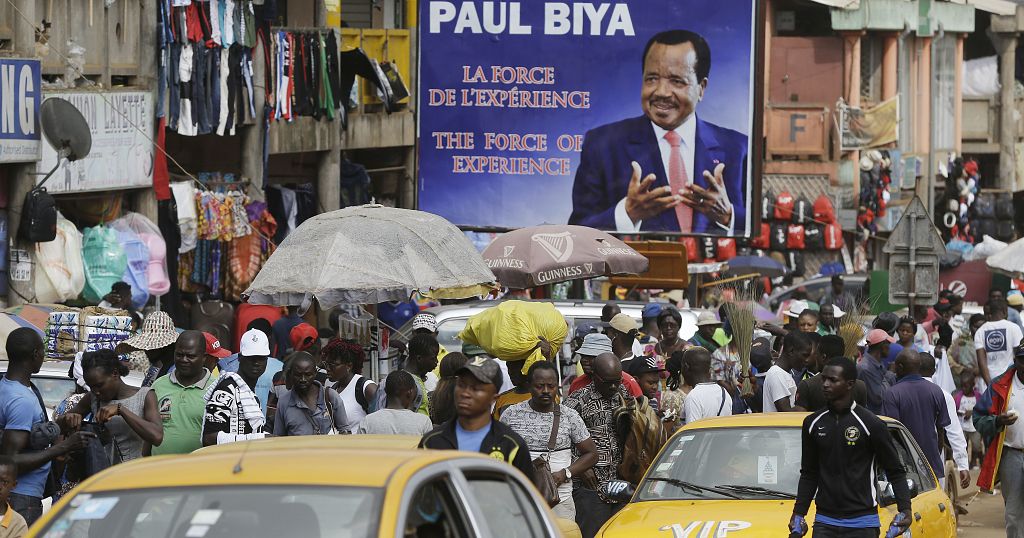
left=790, top=357, right=913, bottom=537
left=419, top=357, right=536, bottom=485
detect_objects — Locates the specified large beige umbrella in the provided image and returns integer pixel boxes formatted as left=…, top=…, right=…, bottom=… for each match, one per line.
left=242, top=205, right=497, bottom=308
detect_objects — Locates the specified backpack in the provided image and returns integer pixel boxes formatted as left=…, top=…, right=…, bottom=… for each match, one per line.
left=997, top=220, right=1015, bottom=242
left=793, top=196, right=813, bottom=224
left=19, top=187, right=57, bottom=243
left=973, top=194, right=996, bottom=219
left=786, top=224, right=806, bottom=250
left=824, top=223, right=844, bottom=250
left=614, top=395, right=667, bottom=485
left=751, top=222, right=771, bottom=249
left=770, top=223, right=787, bottom=251
left=786, top=251, right=805, bottom=277
left=996, top=195, right=1015, bottom=220
left=774, top=191, right=795, bottom=221
left=701, top=237, right=717, bottom=260
left=973, top=218, right=996, bottom=243
left=813, top=195, right=836, bottom=224
left=761, top=188, right=775, bottom=222
left=681, top=236, right=699, bottom=262
left=804, top=224, right=824, bottom=250
left=716, top=238, right=737, bottom=260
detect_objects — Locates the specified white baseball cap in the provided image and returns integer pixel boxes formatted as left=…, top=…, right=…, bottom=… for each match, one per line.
left=239, top=328, right=271, bottom=357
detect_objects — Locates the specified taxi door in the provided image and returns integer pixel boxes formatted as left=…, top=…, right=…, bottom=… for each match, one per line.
left=885, top=424, right=957, bottom=536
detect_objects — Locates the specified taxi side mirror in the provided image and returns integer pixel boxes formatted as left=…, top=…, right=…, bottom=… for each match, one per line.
left=602, top=479, right=635, bottom=503
left=879, top=478, right=919, bottom=506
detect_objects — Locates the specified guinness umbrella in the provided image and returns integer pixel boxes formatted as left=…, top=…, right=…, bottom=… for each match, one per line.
left=242, top=205, right=497, bottom=308
left=483, top=225, right=648, bottom=289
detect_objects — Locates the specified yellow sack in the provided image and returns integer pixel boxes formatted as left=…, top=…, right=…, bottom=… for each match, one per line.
left=458, top=301, right=568, bottom=374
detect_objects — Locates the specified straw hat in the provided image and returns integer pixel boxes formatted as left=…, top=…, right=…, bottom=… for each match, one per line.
left=120, top=311, right=179, bottom=351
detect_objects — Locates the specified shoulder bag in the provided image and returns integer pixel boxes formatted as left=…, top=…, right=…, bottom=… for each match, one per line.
left=531, top=406, right=562, bottom=507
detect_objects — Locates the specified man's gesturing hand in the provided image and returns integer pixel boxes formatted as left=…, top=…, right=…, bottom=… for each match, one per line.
left=624, top=161, right=680, bottom=225
left=679, top=163, right=733, bottom=227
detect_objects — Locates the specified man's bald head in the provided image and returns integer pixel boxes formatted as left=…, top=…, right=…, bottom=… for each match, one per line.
left=177, top=330, right=204, bottom=350
left=895, top=348, right=922, bottom=376
left=593, top=352, right=622, bottom=379
left=602, top=303, right=621, bottom=323
left=919, top=352, right=937, bottom=377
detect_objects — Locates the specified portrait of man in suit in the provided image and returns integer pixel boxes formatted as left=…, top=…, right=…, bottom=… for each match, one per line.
left=568, top=29, right=749, bottom=235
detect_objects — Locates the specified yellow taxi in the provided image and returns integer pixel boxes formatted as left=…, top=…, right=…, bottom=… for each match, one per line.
left=597, top=413, right=956, bottom=537
left=28, top=436, right=581, bottom=538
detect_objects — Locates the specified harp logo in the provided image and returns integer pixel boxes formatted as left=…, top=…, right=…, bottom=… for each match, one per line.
left=532, top=232, right=574, bottom=262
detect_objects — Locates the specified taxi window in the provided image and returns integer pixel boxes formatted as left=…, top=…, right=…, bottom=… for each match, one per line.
left=403, top=477, right=472, bottom=538
left=638, top=427, right=802, bottom=501
left=463, top=472, right=547, bottom=538
left=886, top=426, right=936, bottom=494
left=37, top=486, right=381, bottom=538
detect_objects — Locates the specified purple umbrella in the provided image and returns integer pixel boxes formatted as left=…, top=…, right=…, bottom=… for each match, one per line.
left=483, top=225, right=649, bottom=289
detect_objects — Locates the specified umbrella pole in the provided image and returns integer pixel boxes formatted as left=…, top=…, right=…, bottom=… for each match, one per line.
left=367, top=304, right=381, bottom=382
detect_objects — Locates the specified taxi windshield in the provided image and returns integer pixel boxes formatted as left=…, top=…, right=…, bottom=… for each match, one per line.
left=638, top=427, right=802, bottom=501
left=39, top=485, right=382, bottom=538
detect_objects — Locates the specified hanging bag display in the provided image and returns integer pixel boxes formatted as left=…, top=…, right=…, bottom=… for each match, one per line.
left=774, top=191, right=795, bottom=221
left=786, top=224, right=806, bottom=250
left=792, top=196, right=813, bottom=224
left=19, top=187, right=57, bottom=243
left=82, top=226, right=128, bottom=304
left=813, top=195, right=836, bottom=224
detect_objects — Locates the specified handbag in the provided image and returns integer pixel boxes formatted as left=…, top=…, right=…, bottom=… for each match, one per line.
left=531, top=406, right=562, bottom=507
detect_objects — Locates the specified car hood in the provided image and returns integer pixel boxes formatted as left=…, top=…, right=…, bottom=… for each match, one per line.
left=597, top=499, right=802, bottom=537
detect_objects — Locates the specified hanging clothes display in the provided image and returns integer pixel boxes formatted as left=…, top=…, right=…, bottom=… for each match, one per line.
left=159, top=0, right=260, bottom=136
left=267, top=30, right=341, bottom=122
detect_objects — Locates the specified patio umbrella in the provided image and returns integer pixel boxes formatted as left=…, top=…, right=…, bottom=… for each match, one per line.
left=987, top=237, right=1024, bottom=279
left=0, top=313, right=46, bottom=360
left=4, top=304, right=64, bottom=332
left=723, top=256, right=787, bottom=278
left=242, top=205, right=497, bottom=309
left=482, top=225, right=649, bottom=289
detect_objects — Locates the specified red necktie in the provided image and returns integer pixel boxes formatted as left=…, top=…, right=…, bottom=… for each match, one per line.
left=664, top=131, right=692, bottom=233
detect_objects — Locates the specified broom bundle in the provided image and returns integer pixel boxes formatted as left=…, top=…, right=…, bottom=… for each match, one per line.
left=837, top=301, right=868, bottom=359
left=724, top=293, right=756, bottom=395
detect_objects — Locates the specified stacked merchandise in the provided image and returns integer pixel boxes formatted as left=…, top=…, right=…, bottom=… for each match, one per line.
left=698, top=190, right=846, bottom=278
left=850, top=151, right=895, bottom=272
left=269, top=30, right=341, bottom=122
left=159, top=0, right=261, bottom=136
left=170, top=178, right=278, bottom=300
left=45, top=307, right=134, bottom=359
left=937, top=155, right=1014, bottom=244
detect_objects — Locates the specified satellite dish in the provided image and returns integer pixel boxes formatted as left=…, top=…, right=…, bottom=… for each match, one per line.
left=39, top=97, right=91, bottom=162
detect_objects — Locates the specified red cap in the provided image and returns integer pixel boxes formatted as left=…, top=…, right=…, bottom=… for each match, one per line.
left=203, top=332, right=232, bottom=358
left=865, top=328, right=896, bottom=346
left=290, top=323, right=319, bottom=352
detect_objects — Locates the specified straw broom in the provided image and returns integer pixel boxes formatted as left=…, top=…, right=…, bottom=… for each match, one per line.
left=838, top=301, right=867, bottom=359
left=724, top=294, right=756, bottom=395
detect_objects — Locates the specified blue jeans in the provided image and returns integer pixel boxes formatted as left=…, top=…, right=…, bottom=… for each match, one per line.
left=9, top=492, right=43, bottom=526
left=1000, top=446, right=1024, bottom=537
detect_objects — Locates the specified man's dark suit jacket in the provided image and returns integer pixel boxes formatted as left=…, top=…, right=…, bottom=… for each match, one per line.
left=568, top=115, right=748, bottom=234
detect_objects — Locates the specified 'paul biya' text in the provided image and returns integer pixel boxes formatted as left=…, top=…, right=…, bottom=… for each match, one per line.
left=428, top=2, right=634, bottom=35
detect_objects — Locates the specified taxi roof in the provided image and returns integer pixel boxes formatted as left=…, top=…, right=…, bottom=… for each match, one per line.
left=78, top=437, right=466, bottom=493
left=679, top=412, right=900, bottom=430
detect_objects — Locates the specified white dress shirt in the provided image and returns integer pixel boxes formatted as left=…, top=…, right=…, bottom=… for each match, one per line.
left=926, top=375, right=969, bottom=471
left=614, top=115, right=732, bottom=233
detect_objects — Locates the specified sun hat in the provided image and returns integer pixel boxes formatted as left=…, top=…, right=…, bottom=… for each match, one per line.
left=696, top=311, right=721, bottom=327
left=203, top=332, right=232, bottom=358
left=785, top=300, right=809, bottom=318
left=577, top=333, right=613, bottom=357
left=120, top=311, right=179, bottom=351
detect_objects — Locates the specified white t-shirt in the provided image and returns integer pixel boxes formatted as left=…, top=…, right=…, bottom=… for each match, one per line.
left=683, top=383, right=732, bottom=424
left=975, top=320, right=1024, bottom=381
left=763, top=365, right=797, bottom=413
left=958, top=393, right=977, bottom=433
left=1005, top=374, right=1024, bottom=449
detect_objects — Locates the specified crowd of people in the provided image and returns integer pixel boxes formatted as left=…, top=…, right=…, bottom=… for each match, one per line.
left=3, top=283, right=1024, bottom=537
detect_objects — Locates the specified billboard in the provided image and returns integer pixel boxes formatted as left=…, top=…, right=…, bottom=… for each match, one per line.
left=36, top=91, right=154, bottom=194
left=0, top=59, right=42, bottom=163
left=417, top=0, right=763, bottom=236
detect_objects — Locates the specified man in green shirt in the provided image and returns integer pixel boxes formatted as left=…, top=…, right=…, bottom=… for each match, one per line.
left=152, top=331, right=215, bottom=455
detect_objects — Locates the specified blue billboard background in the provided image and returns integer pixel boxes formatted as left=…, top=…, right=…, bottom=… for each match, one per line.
left=417, top=0, right=757, bottom=232
left=0, top=58, right=42, bottom=163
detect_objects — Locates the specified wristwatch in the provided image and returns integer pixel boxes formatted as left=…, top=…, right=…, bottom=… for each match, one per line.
left=563, top=468, right=572, bottom=480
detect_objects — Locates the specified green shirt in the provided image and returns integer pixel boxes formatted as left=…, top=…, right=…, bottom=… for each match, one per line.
left=413, top=374, right=430, bottom=417
left=152, top=370, right=214, bottom=456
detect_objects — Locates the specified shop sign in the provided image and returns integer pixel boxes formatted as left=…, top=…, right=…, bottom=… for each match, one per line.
left=9, top=248, right=31, bottom=282
left=417, top=0, right=765, bottom=237
left=0, top=59, right=42, bottom=163
left=35, top=91, right=153, bottom=194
